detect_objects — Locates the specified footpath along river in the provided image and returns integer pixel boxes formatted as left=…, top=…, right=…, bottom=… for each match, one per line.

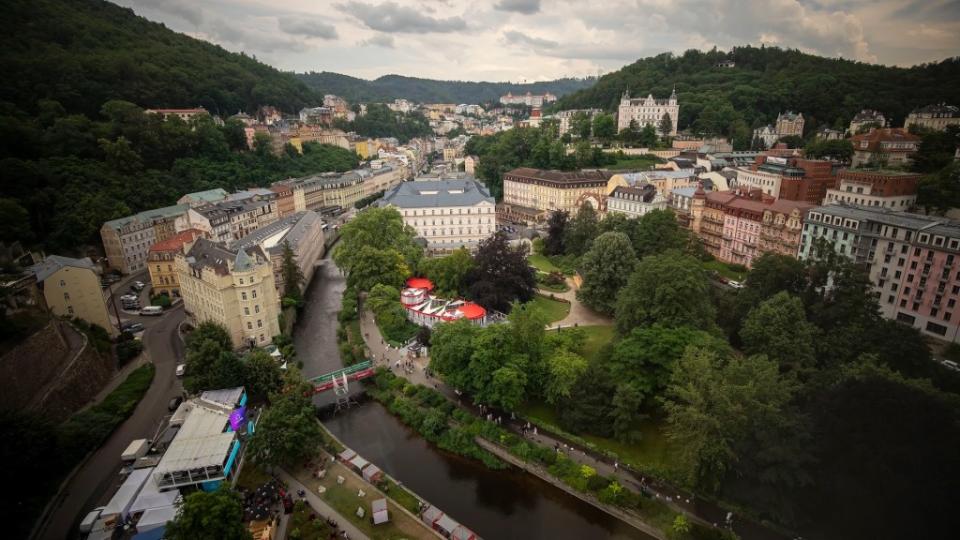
left=295, top=253, right=652, bottom=540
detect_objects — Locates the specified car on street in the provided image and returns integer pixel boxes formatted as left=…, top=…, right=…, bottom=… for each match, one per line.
left=132, top=281, right=146, bottom=291
left=176, top=364, right=186, bottom=377
left=168, top=396, right=183, bottom=411
left=942, top=359, right=960, bottom=372
left=727, top=280, right=744, bottom=289
left=121, top=322, right=145, bottom=334
left=140, top=306, right=163, bottom=316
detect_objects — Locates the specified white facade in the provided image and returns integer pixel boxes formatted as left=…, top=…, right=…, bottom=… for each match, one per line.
left=616, top=90, right=679, bottom=135
left=499, top=92, right=557, bottom=107
left=553, top=109, right=602, bottom=136
left=735, top=166, right=782, bottom=197
left=752, top=125, right=778, bottom=149
left=606, top=188, right=668, bottom=219
left=824, top=179, right=916, bottom=211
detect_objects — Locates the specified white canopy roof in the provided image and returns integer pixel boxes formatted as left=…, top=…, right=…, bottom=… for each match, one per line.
left=130, top=476, right=180, bottom=514
left=102, top=468, right=152, bottom=519
left=154, top=403, right=233, bottom=475
left=137, top=505, right=178, bottom=532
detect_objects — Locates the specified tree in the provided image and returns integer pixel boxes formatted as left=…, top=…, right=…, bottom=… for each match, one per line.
left=0, top=198, right=31, bottom=243
left=345, top=245, right=410, bottom=292
left=917, top=162, right=960, bottom=215
left=663, top=348, right=806, bottom=492
left=571, top=111, right=592, bottom=139
left=487, top=365, right=527, bottom=411
left=247, top=375, right=322, bottom=467
left=420, top=248, right=474, bottom=297
left=658, top=112, right=673, bottom=136
left=592, top=113, right=616, bottom=140
left=740, top=292, right=817, bottom=375
left=577, top=231, right=637, bottom=315
left=777, top=135, right=805, bottom=148
left=632, top=209, right=689, bottom=259
left=804, top=138, right=854, bottom=161
left=564, top=202, right=600, bottom=257
left=911, top=125, right=960, bottom=173
left=544, top=210, right=569, bottom=255
left=615, top=252, right=715, bottom=334
left=165, top=488, right=252, bottom=540
left=465, top=233, right=536, bottom=313
left=429, top=319, right=481, bottom=391
left=243, top=350, right=283, bottom=403
left=280, top=240, right=304, bottom=305
left=544, top=349, right=588, bottom=405
left=333, top=207, right=421, bottom=287
left=184, top=322, right=245, bottom=393
left=367, top=283, right=414, bottom=343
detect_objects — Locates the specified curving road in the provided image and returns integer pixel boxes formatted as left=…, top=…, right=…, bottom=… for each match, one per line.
left=35, top=286, right=186, bottom=540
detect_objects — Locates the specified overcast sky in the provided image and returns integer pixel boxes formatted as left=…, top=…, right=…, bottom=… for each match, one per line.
left=115, top=0, right=960, bottom=82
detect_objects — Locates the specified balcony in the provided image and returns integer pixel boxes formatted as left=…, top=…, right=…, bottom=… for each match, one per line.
left=703, top=215, right=724, bottom=225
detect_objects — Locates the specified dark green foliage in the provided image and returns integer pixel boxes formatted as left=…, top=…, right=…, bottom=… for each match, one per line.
left=247, top=371, right=322, bottom=468
left=184, top=322, right=244, bottom=393
left=911, top=125, right=960, bottom=173
left=563, top=203, right=600, bottom=257
left=614, top=252, right=715, bottom=334
left=166, top=488, right=252, bottom=540
left=354, top=190, right=384, bottom=209
left=577, top=231, right=637, bottom=315
left=554, top=46, right=960, bottom=136
left=334, top=103, right=431, bottom=143
left=116, top=336, right=143, bottom=365
left=465, top=233, right=537, bottom=313
left=150, top=294, right=172, bottom=308
left=280, top=240, right=305, bottom=306
left=297, top=72, right=594, bottom=104
left=917, top=161, right=960, bottom=214
left=367, top=283, right=418, bottom=345
left=544, top=210, right=569, bottom=256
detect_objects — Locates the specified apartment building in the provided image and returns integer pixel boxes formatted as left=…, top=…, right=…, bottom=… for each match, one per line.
left=690, top=189, right=812, bottom=268
left=27, top=255, right=114, bottom=334
left=775, top=111, right=805, bottom=137
left=850, top=128, right=921, bottom=168
left=798, top=205, right=960, bottom=342
left=552, top=109, right=602, bottom=136
left=380, top=178, right=495, bottom=254
left=606, top=185, right=668, bottom=219
left=178, top=188, right=229, bottom=208
left=824, top=169, right=922, bottom=211
left=176, top=238, right=281, bottom=348
left=101, top=204, right=191, bottom=274
left=848, top=109, right=888, bottom=135
left=144, top=108, right=209, bottom=122
left=499, top=92, right=557, bottom=107
left=903, top=103, right=960, bottom=132
left=233, top=211, right=325, bottom=297
left=273, top=164, right=404, bottom=214
left=503, top=168, right=613, bottom=219
left=616, top=89, right=679, bottom=135
left=734, top=156, right=836, bottom=204
left=148, top=229, right=203, bottom=298
left=178, top=198, right=278, bottom=246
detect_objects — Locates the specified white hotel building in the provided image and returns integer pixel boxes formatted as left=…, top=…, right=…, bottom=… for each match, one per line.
left=379, top=178, right=496, bottom=255
left=617, top=89, right=679, bottom=135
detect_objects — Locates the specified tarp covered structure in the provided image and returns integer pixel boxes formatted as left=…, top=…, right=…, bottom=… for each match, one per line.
left=435, top=513, right=460, bottom=535
left=348, top=455, right=369, bottom=473
left=421, top=505, right=443, bottom=526
left=130, top=476, right=180, bottom=514
left=137, top=505, right=177, bottom=532
left=362, top=464, right=383, bottom=483
left=338, top=448, right=356, bottom=462
left=102, top=468, right=152, bottom=520
left=371, top=498, right=389, bottom=525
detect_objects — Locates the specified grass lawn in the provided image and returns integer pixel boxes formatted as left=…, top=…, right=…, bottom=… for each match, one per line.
left=537, top=278, right=570, bottom=293
left=235, top=462, right=272, bottom=491
left=528, top=254, right=560, bottom=273
left=288, top=499, right=336, bottom=540
left=702, top=259, right=747, bottom=282
left=527, top=294, right=571, bottom=323
left=577, top=325, right=615, bottom=362
left=607, top=155, right=663, bottom=171
left=298, top=463, right=435, bottom=540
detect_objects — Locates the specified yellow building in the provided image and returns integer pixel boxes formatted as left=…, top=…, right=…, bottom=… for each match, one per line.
left=28, top=255, right=115, bottom=335
left=354, top=139, right=381, bottom=160
left=502, top=168, right=613, bottom=218
left=148, top=229, right=203, bottom=298
left=176, top=239, right=281, bottom=348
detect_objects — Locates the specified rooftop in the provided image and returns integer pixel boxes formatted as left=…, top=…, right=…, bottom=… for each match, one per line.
left=28, top=255, right=97, bottom=282
left=506, top=168, right=613, bottom=184
left=233, top=211, right=321, bottom=255
left=149, top=229, right=203, bottom=254
left=184, top=238, right=267, bottom=276
left=809, top=204, right=952, bottom=230
left=181, top=188, right=229, bottom=204
left=103, top=204, right=191, bottom=231
left=153, top=397, right=236, bottom=476
left=706, top=190, right=814, bottom=215
left=380, top=179, right=493, bottom=208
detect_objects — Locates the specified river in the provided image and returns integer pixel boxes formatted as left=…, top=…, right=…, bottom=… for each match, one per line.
left=296, top=251, right=652, bottom=540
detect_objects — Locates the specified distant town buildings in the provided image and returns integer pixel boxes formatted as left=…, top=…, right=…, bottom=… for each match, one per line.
left=752, top=125, right=779, bottom=149
left=616, top=89, right=679, bottom=135
left=824, top=169, right=922, bottom=211
left=849, top=128, right=921, bottom=168
left=606, top=185, right=668, bottom=219
left=848, top=109, right=888, bottom=135
left=735, top=155, right=836, bottom=205
left=176, top=238, right=281, bottom=347
left=903, top=103, right=960, bottom=132
left=177, top=188, right=229, bottom=208
left=144, top=107, right=209, bottom=122
left=27, top=255, right=114, bottom=334
left=271, top=163, right=405, bottom=215
left=799, top=205, right=960, bottom=342
left=752, top=111, right=805, bottom=149
left=379, top=178, right=496, bottom=254
left=177, top=197, right=279, bottom=246
left=552, top=108, right=602, bottom=136
left=499, top=91, right=558, bottom=107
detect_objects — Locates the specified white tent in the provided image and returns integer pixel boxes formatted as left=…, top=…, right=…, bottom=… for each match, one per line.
left=348, top=455, right=369, bottom=473
left=371, top=498, right=389, bottom=525
left=137, top=505, right=178, bottom=532
left=102, top=468, right=152, bottom=520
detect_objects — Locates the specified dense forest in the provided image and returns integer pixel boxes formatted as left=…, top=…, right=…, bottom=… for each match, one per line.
left=1, top=0, right=321, bottom=117
left=553, top=46, right=960, bottom=144
left=334, top=103, right=433, bottom=143
left=298, top=72, right=596, bottom=104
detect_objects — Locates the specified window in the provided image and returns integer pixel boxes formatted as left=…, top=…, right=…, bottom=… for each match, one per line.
left=897, top=312, right=916, bottom=324
left=252, top=290, right=257, bottom=299
left=257, top=319, right=263, bottom=328
left=926, top=321, right=948, bottom=336
left=244, top=307, right=249, bottom=315
left=59, top=280, right=66, bottom=287
left=260, top=334, right=265, bottom=342
left=63, top=292, right=70, bottom=301
left=254, top=305, right=260, bottom=313
left=67, top=306, right=74, bottom=315
left=946, top=312, right=953, bottom=322
left=887, top=295, right=895, bottom=304
left=241, top=292, right=247, bottom=300
left=247, top=322, right=253, bottom=330
left=950, top=299, right=956, bottom=308
left=898, top=258, right=905, bottom=266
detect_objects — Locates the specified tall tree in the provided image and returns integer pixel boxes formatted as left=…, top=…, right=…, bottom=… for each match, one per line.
left=166, top=489, right=252, bottom=540
left=633, top=209, right=689, bottom=259
left=564, top=202, right=600, bottom=257
left=419, top=247, right=475, bottom=297
left=615, top=252, right=715, bottom=334
left=658, top=112, right=673, bottom=135
left=333, top=207, right=421, bottom=284
left=465, top=232, right=536, bottom=313
left=247, top=372, right=322, bottom=468
left=592, top=113, right=616, bottom=140
left=544, top=349, right=588, bottom=406
left=280, top=240, right=304, bottom=305
left=429, top=319, right=482, bottom=391
left=740, top=292, right=817, bottom=375
left=577, top=231, right=638, bottom=315
left=243, top=350, right=283, bottom=403
left=544, top=210, right=569, bottom=256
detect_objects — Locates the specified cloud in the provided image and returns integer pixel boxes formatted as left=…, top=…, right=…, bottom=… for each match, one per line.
left=278, top=16, right=338, bottom=39
left=337, top=1, right=467, bottom=33
left=359, top=34, right=396, bottom=48
left=495, top=0, right=541, bottom=14
left=502, top=30, right=558, bottom=49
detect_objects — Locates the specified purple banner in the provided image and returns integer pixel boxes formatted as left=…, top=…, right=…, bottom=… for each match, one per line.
left=229, top=406, right=247, bottom=431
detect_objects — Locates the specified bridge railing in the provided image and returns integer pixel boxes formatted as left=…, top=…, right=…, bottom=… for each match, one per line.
left=309, top=360, right=373, bottom=385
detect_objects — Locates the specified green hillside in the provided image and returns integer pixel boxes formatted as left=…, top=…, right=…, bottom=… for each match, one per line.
left=553, top=46, right=960, bottom=143
left=1, top=0, right=320, bottom=117
left=298, top=71, right=596, bottom=104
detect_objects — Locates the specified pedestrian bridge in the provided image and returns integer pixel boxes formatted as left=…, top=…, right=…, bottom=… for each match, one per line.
left=309, top=361, right=375, bottom=393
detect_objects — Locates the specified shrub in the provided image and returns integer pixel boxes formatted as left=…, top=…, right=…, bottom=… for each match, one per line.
left=116, top=339, right=143, bottom=365
left=587, top=474, right=612, bottom=491
left=150, top=294, right=172, bottom=308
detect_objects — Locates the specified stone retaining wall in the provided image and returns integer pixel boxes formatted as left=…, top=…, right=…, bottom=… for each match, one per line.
left=0, top=319, right=69, bottom=412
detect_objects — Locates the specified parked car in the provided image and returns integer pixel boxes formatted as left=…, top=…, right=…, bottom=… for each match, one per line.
left=132, top=281, right=146, bottom=291
left=942, top=359, right=960, bottom=372
left=176, top=364, right=186, bottom=377
left=168, top=396, right=183, bottom=411
left=140, top=306, right=163, bottom=316
left=79, top=506, right=106, bottom=534
left=121, top=322, right=145, bottom=333
left=727, top=280, right=744, bottom=289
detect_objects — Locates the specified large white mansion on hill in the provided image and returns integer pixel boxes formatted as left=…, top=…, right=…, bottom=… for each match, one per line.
left=617, top=89, right=679, bottom=136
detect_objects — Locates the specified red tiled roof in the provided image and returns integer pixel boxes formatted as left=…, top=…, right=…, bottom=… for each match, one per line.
left=149, top=229, right=202, bottom=253
left=850, top=128, right=920, bottom=153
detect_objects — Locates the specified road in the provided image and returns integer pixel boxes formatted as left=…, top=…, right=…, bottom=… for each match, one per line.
left=35, top=282, right=186, bottom=540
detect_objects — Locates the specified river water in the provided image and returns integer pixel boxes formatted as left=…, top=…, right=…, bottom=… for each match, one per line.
left=296, top=252, right=652, bottom=540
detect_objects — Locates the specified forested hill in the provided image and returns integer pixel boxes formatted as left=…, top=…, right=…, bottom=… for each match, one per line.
left=297, top=71, right=596, bottom=104
left=553, top=46, right=960, bottom=136
left=1, top=0, right=320, bottom=117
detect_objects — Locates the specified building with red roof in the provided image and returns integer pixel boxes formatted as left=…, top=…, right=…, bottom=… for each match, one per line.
left=400, top=278, right=489, bottom=327
left=148, top=229, right=203, bottom=297
left=850, top=128, right=921, bottom=168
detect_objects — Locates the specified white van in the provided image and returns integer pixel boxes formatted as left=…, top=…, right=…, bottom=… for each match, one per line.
left=140, top=306, right=163, bottom=316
